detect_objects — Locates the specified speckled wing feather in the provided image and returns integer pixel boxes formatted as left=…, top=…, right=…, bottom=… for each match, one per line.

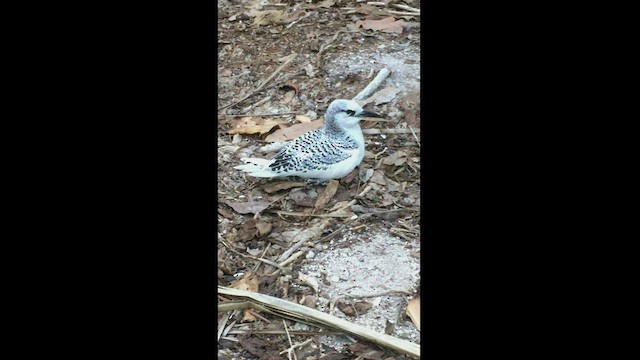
left=268, top=129, right=358, bottom=174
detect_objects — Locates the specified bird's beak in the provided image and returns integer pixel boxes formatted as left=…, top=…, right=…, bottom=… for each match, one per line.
left=358, top=110, right=381, bottom=118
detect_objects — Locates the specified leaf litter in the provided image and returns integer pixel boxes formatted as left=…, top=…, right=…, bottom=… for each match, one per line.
left=217, top=0, right=421, bottom=358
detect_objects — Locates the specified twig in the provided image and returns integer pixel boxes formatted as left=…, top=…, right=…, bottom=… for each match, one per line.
left=240, top=95, right=272, bottom=113
left=388, top=10, right=420, bottom=16
left=270, top=210, right=353, bottom=218
left=217, top=311, right=231, bottom=342
left=391, top=3, right=421, bottom=13
left=280, top=338, right=313, bottom=359
left=220, top=240, right=285, bottom=270
left=218, top=286, right=421, bottom=358
left=278, top=250, right=306, bottom=267
left=282, top=320, right=297, bottom=360
left=219, top=53, right=297, bottom=110
left=226, top=111, right=302, bottom=117
left=286, top=11, right=312, bottom=29
left=362, top=128, right=421, bottom=135
left=389, top=228, right=414, bottom=242
left=352, top=68, right=391, bottom=101
left=408, top=125, right=421, bottom=146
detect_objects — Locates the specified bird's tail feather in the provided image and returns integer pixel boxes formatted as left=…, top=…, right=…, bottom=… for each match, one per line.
left=234, top=158, right=277, bottom=178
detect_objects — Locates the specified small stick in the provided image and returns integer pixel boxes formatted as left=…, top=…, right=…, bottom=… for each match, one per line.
left=270, top=210, right=353, bottom=218
left=219, top=53, right=297, bottom=110
left=352, top=68, right=391, bottom=101
left=226, top=111, right=302, bottom=117
left=286, top=11, right=312, bottom=29
left=217, top=311, right=231, bottom=342
left=240, top=95, right=272, bottom=113
left=408, top=125, right=421, bottom=146
left=362, top=128, right=421, bottom=135
left=388, top=10, right=420, bottom=16
left=391, top=3, right=421, bottom=13
left=279, top=250, right=306, bottom=267
left=280, top=338, right=313, bottom=358
left=281, top=320, right=297, bottom=360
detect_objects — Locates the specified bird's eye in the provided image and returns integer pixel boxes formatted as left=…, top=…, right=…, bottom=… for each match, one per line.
left=345, top=110, right=356, bottom=116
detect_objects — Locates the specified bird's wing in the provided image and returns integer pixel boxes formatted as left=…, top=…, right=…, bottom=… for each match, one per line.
left=268, top=131, right=352, bottom=173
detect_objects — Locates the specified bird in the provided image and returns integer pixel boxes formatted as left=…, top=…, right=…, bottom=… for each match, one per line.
left=234, top=99, right=381, bottom=184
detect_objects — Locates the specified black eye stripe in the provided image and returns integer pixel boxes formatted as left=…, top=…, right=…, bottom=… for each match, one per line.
left=345, top=110, right=356, bottom=116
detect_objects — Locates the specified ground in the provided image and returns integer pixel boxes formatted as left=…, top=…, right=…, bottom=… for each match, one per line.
left=217, top=1, right=421, bottom=358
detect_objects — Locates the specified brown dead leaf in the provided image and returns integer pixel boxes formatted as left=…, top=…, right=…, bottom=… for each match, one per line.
left=218, top=207, right=235, bottom=219
left=353, top=300, right=374, bottom=315
left=348, top=342, right=385, bottom=360
left=289, top=188, right=316, bottom=207
left=255, top=220, right=272, bottom=236
left=230, top=271, right=260, bottom=292
left=406, top=296, right=420, bottom=330
left=263, top=181, right=305, bottom=193
left=241, top=309, right=257, bottom=322
left=359, top=86, right=400, bottom=106
left=265, top=119, right=324, bottom=142
left=317, top=0, right=336, bottom=8
left=353, top=4, right=389, bottom=16
left=384, top=320, right=395, bottom=335
left=280, top=83, right=299, bottom=104
left=369, top=170, right=386, bottom=186
left=336, top=301, right=355, bottom=317
left=295, top=114, right=312, bottom=123
left=314, top=179, right=339, bottom=209
left=355, top=16, right=407, bottom=34
left=248, top=10, right=289, bottom=27
left=300, top=295, right=317, bottom=309
left=237, top=218, right=272, bottom=241
left=227, top=117, right=283, bottom=135
left=382, top=150, right=408, bottom=166
left=225, top=200, right=271, bottom=214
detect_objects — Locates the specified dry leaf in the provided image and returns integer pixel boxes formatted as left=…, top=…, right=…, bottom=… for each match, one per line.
left=248, top=10, right=289, bottom=27
left=382, top=150, right=408, bottom=166
left=348, top=342, right=385, bottom=360
left=359, top=168, right=374, bottom=183
left=298, top=272, right=319, bottom=293
left=218, top=207, right=235, bottom=219
left=336, top=301, right=355, bottom=317
left=355, top=16, right=407, bottom=34
left=384, top=320, right=395, bottom=335
left=295, top=114, right=312, bottom=123
left=265, top=119, right=324, bottom=142
left=359, top=86, right=400, bottom=106
left=241, top=309, right=257, bottom=322
left=289, top=188, right=316, bottom=207
left=317, top=0, right=336, bottom=8
left=230, top=271, right=260, bottom=292
left=353, top=300, right=374, bottom=314
left=406, top=296, right=420, bottom=330
left=227, top=117, right=283, bottom=135
left=255, top=220, right=272, bottom=236
left=314, top=179, right=339, bottom=209
left=237, top=219, right=272, bottom=241
left=369, top=170, right=386, bottom=186
left=262, top=181, right=305, bottom=193
left=225, top=200, right=271, bottom=214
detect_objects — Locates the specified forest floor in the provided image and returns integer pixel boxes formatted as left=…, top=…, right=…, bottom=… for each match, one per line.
left=217, top=1, right=421, bottom=358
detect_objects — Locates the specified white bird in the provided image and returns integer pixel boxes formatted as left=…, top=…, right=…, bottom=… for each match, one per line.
left=234, top=99, right=381, bottom=183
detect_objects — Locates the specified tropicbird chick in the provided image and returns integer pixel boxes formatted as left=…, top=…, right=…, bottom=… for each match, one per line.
left=234, top=99, right=381, bottom=182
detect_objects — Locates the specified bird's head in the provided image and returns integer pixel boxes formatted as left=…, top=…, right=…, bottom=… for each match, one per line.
left=325, top=99, right=381, bottom=129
